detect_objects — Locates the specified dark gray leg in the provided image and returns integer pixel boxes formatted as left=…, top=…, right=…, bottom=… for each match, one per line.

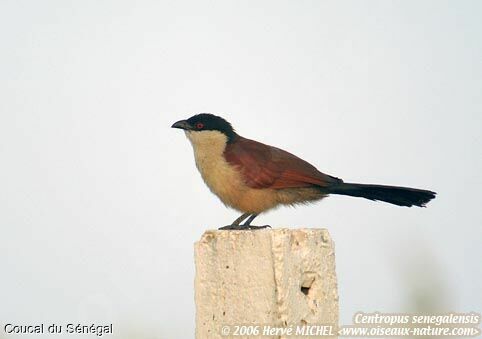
left=231, top=213, right=251, bottom=226
left=243, top=213, right=271, bottom=230
left=243, top=213, right=258, bottom=226
left=218, top=213, right=251, bottom=230
left=219, top=213, right=271, bottom=230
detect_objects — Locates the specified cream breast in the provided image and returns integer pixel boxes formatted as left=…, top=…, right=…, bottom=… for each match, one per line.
left=185, top=130, right=289, bottom=213
left=185, top=131, right=246, bottom=207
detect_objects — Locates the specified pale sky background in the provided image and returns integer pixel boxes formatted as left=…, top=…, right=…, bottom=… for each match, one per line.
left=0, top=1, right=481, bottom=338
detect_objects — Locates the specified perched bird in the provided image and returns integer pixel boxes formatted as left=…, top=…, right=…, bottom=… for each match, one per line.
left=172, top=113, right=436, bottom=229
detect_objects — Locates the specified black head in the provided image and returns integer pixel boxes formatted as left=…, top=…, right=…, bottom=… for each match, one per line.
left=171, top=113, right=237, bottom=141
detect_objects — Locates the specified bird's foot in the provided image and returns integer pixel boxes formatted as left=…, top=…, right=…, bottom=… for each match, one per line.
left=218, top=224, right=247, bottom=230
left=218, top=224, right=271, bottom=230
left=246, top=225, right=271, bottom=230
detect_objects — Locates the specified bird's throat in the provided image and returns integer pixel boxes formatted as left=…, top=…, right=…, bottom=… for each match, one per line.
left=185, top=130, right=231, bottom=181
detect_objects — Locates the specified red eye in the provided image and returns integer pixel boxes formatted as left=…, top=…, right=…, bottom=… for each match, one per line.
left=196, top=122, right=204, bottom=129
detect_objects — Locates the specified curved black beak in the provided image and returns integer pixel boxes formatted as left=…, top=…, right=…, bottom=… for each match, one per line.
left=171, top=119, right=192, bottom=130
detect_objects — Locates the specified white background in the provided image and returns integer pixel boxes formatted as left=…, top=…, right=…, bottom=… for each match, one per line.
left=1, top=1, right=481, bottom=338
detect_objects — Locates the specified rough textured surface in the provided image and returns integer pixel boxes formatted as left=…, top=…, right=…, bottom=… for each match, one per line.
left=194, top=228, right=338, bottom=339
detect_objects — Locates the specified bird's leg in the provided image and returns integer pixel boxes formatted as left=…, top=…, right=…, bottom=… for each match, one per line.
left=243, top=213, right=258, bottom=226
left=218, top=213, right=251, bottom=230
left=231, top=213, right=251, bottom=226
left=242, top=213, right=271, bottom=230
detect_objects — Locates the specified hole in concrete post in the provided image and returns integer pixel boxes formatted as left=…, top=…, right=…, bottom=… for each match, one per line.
left=300, top=273, right=316, bottom=296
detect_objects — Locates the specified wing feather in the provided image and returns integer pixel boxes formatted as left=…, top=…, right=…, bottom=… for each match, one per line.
left=224, top=137, right=342, bottom=189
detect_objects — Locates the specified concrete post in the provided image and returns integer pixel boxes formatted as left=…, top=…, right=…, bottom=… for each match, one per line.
left=194, top=228, right=338, bottom=338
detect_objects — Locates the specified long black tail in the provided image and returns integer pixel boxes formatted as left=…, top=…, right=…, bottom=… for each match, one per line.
left=327, top=182, right=436, bottom=207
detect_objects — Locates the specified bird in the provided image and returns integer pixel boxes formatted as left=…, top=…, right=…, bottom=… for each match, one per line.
left=171, top=113, right=436, bottom=230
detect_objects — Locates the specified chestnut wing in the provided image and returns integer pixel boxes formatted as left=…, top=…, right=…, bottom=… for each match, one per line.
left=224, top=137, right=342, bottom=189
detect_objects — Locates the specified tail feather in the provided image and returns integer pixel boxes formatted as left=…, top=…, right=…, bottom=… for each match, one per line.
left=327, top=182, right=436, bottom=207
